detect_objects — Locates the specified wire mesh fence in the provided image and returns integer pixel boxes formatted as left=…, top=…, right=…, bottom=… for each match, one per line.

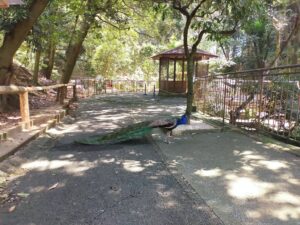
left=194, top=64, right=300, bottom=144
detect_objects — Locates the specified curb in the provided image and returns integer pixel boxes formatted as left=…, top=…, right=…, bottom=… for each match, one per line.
left=0, top=109, right=67, bottom=162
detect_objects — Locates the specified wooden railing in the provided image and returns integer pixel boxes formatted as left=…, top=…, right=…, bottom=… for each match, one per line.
left=0, top=83, right=76, bottom=129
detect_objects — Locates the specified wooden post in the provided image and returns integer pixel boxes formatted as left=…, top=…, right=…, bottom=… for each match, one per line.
left=166, top=59, right=169, bottom=91
left=159, top=58, right=162, bottom=93
left=174, top=60, right=176, bottom=82
left=19, top=91, right=31, bottom=129
left=59, top=86, right=66, bottom=104
left=73, top=82, right=78, bottom=101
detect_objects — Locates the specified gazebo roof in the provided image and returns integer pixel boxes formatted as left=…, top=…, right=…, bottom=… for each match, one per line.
left=152, top=45, right=218, bottom=60
left=0, top=0, right=23, bottom=8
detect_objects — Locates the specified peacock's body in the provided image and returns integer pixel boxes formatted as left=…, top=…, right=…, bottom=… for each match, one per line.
left=76, top=115, right=187, bottom=145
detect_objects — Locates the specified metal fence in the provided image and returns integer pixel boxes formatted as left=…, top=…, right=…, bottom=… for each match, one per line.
left=194, top=64, right=300, bottom=144
left=103, top=80, right=157, bottom=94
left=72, top=79, right=158, bottom=96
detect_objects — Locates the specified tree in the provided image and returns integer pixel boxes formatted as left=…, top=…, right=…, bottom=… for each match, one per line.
left=159, top=0, right=256, bottom=121
left=0, top=0, right=50, bottom=110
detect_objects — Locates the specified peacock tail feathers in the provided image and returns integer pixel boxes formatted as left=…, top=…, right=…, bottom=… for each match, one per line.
left=76, top=115, right=186, bottom=145
left=76, top=121, right=153, bottom=145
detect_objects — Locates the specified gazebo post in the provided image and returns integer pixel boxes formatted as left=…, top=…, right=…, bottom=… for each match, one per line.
left=159, top=58, right=162, bottom=92
left=166, top=59, right=169, bottom=91
left=173, top=60, right=176, bottom=82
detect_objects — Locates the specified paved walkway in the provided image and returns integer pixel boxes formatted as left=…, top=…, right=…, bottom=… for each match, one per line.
left=153, top=129, right=300, bottom=225
left=0, top=94, right=222, bottom=225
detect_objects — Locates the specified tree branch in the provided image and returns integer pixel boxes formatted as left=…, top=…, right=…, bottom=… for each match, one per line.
left=191, top=29, right=207, bottom=53
left=96, top=15, right=129, bottom=30
left=172, top=0, right=189, bottom=17
left=190, top=0, right=208, bottom=18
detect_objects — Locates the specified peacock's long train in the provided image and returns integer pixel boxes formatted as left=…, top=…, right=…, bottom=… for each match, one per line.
left=76, top=115, right=187, bottom=145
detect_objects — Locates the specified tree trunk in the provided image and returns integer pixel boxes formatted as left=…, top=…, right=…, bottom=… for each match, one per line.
left=0, top=0, right=49, bottom=111
left=41, top=41, right=56, bottom=80
left=33, top=49, right=41, bottom=85
left=186, top=56, right=194, bottom=120
left=60, top=15, right=94, bottom=84
left=57, top=7, right=95, bottom=102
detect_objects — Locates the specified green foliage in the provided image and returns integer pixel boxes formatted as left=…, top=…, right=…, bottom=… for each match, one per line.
left=0, top=0, right=31, bottom=32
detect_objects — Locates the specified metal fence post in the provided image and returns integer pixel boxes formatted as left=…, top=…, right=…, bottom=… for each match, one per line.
left=257, top=72, right=265, bottom=129
left=223, top=77, right=228, bottom=126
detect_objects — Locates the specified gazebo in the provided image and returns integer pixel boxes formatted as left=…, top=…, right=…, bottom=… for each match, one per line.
left=152, top=45, right=217, bottom=95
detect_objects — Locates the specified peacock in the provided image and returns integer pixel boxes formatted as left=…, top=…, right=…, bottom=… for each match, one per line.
left=76, top=114, right=188, bottom=145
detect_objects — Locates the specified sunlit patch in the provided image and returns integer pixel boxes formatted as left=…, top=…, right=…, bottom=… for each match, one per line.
left=21, top=160, right=73, bottom=170
left=227, top=177, right=273, bottom=199
left=47, top=124, right=79, bottom=135
left=241, top=165, right=254, bottom=172
left=59, top=154, right=74, bottom=159
left=165, top=200, right=178, bottom=208
left=239, top=151, right=254, bottom=156
left=194, top=168, right=222, bottom=177
left=144, top=160, right=157, bottom=167
left=271, top=206, right=300, bottom=221
left=21, top=159, right=95, bottom=176
left=242, top=154, right=266, bottom=160
left=101, top=158, right=115, bottom=164
left=272, top=192, right=300, bottom=205
left=257, top=160, right=289, bottom=170
left=246, top=210, right=262, bottom=219
left=122, top=160, right=144, bottom=172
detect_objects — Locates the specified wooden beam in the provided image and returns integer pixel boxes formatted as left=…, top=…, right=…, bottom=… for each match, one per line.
left=19, top=91, right=30, bottom=129
left=0, top=83, right=74, bottom=94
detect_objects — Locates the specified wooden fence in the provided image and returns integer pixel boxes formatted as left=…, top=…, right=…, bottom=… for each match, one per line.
left=0, top=83, right=76, bottom=129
